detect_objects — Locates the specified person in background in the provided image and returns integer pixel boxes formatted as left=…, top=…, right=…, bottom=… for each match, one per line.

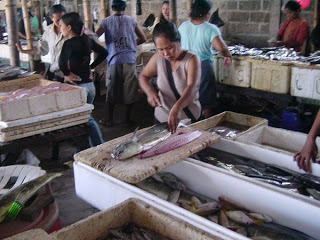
left=16, top=4, right=66, bottom=81
left=294, top=110, right=320, bottom=173
left=275, top=1, right=309, bottom=52
left=18, top=10, right=33, bottom=40
left=96, top=0, right=147, bottom=127
left=146, top=1, right=170, bottom=39
left=178, top=0, right=232, bottom=118
left=139, top=20, right=201, bottom=133
left=59, top=12, right=107, bottom=147
left=93, top=8, right=99, bottom=24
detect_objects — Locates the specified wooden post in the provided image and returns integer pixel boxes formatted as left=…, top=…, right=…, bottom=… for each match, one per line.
left=186, top=0, right=192, bottom=15
left=83, top=0, right=92, bottom=30
left=169, top=0, right=177, bottom=24
left=314, top=0, right=319, bottom=27
left=100, top=0, right=107, bottom=20
left=4, top=0, right=20, bottom=67
left=73, top=0, right=78, bottom=12
left=21, top=0, right=35, bottom=71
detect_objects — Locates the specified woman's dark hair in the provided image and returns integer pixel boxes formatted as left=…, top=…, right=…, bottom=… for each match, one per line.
left=160, top=1, right=169, bottom=21
left=285, top=1, right=301, bottom=12
left=190, top=0, right=212, bottom=19
left=61, top=12, right=91, bottom=56
left=49, top=4, right=66, bottom=16
left=153, top=20, right=181, bottom=43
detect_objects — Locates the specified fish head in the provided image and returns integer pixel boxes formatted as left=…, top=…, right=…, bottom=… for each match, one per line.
left=111, top=140, right=142, bottom=160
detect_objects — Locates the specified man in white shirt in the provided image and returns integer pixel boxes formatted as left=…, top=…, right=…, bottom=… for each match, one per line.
left=16, top=4, right=66, bottom=81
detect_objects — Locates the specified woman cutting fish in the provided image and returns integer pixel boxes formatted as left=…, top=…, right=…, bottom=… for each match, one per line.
left=139, top=20, right=201, bottom=134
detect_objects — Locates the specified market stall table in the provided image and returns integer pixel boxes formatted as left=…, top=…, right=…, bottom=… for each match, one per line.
left=0, top=123, right=90, bottom=166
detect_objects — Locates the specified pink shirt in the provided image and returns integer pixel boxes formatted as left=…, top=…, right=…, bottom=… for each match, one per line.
left=155, top=51, right=201, bottom=122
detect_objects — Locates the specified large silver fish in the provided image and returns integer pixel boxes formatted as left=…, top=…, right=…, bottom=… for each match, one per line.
left=111, top=123, right=171, bottom=160
left=0, top=173, right=62, bottom=223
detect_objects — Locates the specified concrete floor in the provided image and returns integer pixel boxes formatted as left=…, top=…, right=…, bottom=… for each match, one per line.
left=29, top=93, right=155, bottom=228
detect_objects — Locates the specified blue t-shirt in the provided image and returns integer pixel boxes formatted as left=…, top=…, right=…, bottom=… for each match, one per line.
left=179, top=21, right=221, bottom=62
left=101, top=15, right=137, bottom=65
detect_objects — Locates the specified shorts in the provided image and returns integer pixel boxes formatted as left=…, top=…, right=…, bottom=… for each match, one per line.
left=106, top=63, right=138, bottom=104
left=199, top=60, right=217, bottom=109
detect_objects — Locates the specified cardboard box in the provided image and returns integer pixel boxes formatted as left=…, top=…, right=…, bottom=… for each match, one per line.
left=53, top=198, right=224, bottom=240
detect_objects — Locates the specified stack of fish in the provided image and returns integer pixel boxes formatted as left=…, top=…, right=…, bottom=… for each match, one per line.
left=136, top=172, right=315, bottom=239
left=192, top=148, right=320, bottom=201
left=0, top=65, right=35, bottom=81
left=299, top=50, right=320, bottom=64
left=214, top=45, right=320, bottom=64
left=105, top=223, right=170, bottom=240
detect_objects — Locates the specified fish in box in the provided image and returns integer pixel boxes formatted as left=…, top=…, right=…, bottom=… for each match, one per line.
left=53, top=198, right=227, bottom=240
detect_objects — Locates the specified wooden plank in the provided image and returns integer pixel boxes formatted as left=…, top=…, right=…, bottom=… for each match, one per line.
left=74, top=127, right=220, bottom=184
left=0, top=119, right=89, bottom=142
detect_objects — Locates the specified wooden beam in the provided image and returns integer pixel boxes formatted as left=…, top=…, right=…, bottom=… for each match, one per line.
left=169, top=0, right=177, bottom=24
left=21, top=0, right=35, bottom=71
left=83, top=0, right=92, bottom=30
left=314, top=0, right=319, bottom=28
left=100, top=0, right=107, bottom=19
left=4, top=0, right=20, bottom=67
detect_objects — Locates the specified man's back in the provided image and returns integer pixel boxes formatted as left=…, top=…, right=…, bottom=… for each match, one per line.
left=101, top=15, right=137, bottom=65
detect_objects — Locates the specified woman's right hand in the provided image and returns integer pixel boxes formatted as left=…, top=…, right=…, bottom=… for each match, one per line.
left=147, top=91, right=161, bottom=107
left=294, top=137, right=318, bottom=173
left=64, top=72, right=82, bottom=85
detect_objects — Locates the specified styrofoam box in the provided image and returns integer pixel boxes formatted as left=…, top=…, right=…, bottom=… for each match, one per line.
left=190, top=111, right=268, bottom=139
left=0, top=78, right=86, bottom=121
left=211, top=138, right=320, bottom=177
left=217, top=56, right=251, bottom=87
left=53, top=198, right=224, bottom=240
left=250, top=59, right=292, bottom=93
left=74, top=160, right=320, bottom=240
left=291, top=64, right=320, bottom=100
left=235, top=125, right=320, bottom=162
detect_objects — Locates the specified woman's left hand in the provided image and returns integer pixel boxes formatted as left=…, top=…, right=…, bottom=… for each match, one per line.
left=168, top=105, right=181, bottom=134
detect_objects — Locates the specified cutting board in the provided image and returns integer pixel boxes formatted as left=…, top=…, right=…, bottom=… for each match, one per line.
left=74, top=127, right=220, bottom=184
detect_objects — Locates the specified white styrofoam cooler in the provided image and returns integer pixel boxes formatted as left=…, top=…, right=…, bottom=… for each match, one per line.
left=234, top=125, right=320, bottom=162
left=211, top=138, right=320, bottom=177
left=217, top=56, right=251, bottom=87
left=74, top=159, right=320, bottom=240
left=291, top=65, right=320, bottom=100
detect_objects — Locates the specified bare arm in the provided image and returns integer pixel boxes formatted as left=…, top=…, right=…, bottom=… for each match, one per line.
left=18, top=32, right=27, bottom=39
left=96, top=25, right=104, bottom=37
left=135, top=24, right=147, bottom=45
left=212, top=36, right=232, bottom=67
left=138, top=52, right=160, bottom=107
left=294, top=110, right=320, bottom=172
left=168, top=55, right=201, bottom=133
left=15, top=41, right=37, bottom=55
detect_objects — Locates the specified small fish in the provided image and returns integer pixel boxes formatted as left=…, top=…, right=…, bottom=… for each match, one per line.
left=111, top=123, right=171, bottom=160
left=0, top=173, right=62, bottom=223
left=248, top=213, right=272, bottom=223
left=226, top=211, right=254, bottom=225
left=167, top=190, right=180, bottom=204
left=159, top=172, right=186, bottom=191
left=219, top=210, right=230, bottom=227
left=135, top=178, right=171, bottom=200
left=191, top=196, right=202, bottom=207
left=108, top=229, right=131, bottom=240
left=234, top=165, right=263, bottom=175
left=208, top=214, right=218, bottom=223
left=307, top=188, right=320, bottom=200
left=140, top=130, right=202, bottom=159
left=193, top=202, right=220, bottom=216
